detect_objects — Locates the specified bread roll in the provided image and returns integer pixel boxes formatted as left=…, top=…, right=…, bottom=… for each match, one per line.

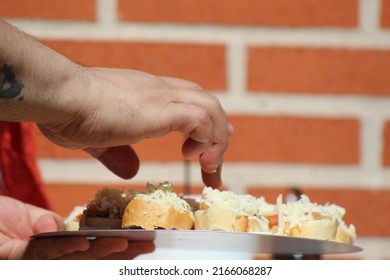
left=122, top=199, right=194, bottom=230
left=194, top=187, right=274, bottom=232
left=246, top=216, right=271, bottom=233
left=273, top=194, right=357, bottom=243
left=69, top=182, right=357, bottom=245
left=195, top=206, right=248, bottom=232
left=332, top=225, right=356, bottom=244
left=122, top=184, right=194, bottom=230
left=321, top=203, right=357, bottom=244
left=295, top=218, right=338, bottom=240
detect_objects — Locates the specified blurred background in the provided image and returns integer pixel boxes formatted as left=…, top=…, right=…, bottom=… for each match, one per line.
left=1, top=0, right=390, bottom=259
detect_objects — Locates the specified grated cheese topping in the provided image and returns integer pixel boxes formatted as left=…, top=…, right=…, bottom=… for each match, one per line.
left=200, top=187, right=275, bottom=217
left=135, top=189, right=194, bottom=218
left=275, top=194, right=356, bottom=239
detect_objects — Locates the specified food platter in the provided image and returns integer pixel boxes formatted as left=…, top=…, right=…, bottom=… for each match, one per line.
left=32, top=229, right=363, bottom=259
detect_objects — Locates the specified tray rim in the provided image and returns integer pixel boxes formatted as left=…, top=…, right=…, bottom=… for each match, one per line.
left=32, top=229, right=363, bottom=256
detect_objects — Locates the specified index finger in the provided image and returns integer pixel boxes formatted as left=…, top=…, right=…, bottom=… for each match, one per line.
left=201, top=163, right=222, bottom=189
left=176, top=91, right=229, bottom=171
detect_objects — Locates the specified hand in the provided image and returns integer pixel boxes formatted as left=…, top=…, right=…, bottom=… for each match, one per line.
left=24, top=238, right=155, bottom=260
left=39, top=68, right=232, bottom=188
left=0, top=20, right=231, bottom=188
left=0, top=196, right=154, bottom=259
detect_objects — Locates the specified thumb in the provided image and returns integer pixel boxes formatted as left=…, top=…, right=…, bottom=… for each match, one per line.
left=33, top=213, right=61, bottom=234
left=83, top=145, right=140, bottom=179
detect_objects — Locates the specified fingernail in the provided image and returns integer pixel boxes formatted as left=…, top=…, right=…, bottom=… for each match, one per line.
left=203, top=164, right=219, bottom=173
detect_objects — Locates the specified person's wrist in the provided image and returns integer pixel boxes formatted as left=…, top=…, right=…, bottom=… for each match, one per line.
left=34, top=62, right=89, bottom=126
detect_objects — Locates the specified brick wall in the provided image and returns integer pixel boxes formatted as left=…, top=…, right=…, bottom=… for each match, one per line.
left=2, top=0, right=390, bottom=259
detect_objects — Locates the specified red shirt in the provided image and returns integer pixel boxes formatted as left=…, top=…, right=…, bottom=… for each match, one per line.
left=0, top=121, right=51, bottom=209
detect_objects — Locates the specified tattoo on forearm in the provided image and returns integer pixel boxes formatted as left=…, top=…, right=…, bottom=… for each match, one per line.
left=0, top=64, right=24, bottom=101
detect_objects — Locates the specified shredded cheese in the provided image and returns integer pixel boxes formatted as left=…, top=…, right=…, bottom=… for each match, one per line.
left=135, top=189, right=194, bottom=218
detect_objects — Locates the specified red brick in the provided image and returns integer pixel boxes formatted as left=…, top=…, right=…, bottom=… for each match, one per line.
left=382, top=122, right=390, bottom=166
left=0, top=0, right=96, bottom=21
left=382, top=0, right=390, bottom=28
left=118, top=0, right=358, bottom=27
left=132, top=133, right=184, bottom=161
left=225, top=116, right=360, bottom=164
left=248, top=47, right=390, bottom=96
left=43, top=40, right=226, bottom=91
left=34, top=125, right=184, bottom=161
left=248, top=186, right=390, bottom=236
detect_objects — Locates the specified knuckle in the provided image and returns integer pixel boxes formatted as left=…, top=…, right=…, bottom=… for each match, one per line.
left=189, top=82, right=205, bottom=92
left=208, top=95, right=222, bottom=109
left=196, top=108, right=211, bottom=124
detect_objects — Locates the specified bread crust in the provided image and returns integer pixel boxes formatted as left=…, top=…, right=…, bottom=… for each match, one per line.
left=295, top=218, right=338, bottom=240
left=194, top=207, right=248, bottom=232
left=122, top=199, right=194, bottom=230
left=247, top=216, right=270, bottom=233
left=332, top=227, right=353, bottom=244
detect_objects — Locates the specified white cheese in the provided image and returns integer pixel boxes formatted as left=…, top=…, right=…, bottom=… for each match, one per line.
left=135, top=189, right=193, bottom=218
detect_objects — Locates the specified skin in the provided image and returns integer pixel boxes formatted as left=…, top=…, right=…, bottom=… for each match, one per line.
left=0, top=20, right=232, bottom=259
left=0, top=20, right=233, bottom=187
left=0, top=196, right=155, bottom=260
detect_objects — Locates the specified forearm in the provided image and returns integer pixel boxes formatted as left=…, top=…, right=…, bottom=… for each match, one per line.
left=0, top=20, right=85, bottom=123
